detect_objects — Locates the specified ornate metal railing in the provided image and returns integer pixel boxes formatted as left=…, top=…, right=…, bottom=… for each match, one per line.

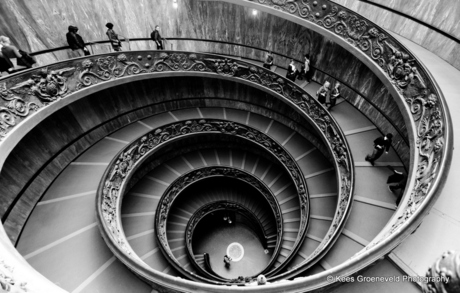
left=155, top=166, right=284, bottom=280
left=99, top=118, right=308, bottom=283
left=0, top=50, right=353, bottom=291
left=210, top=0, right=452, bottom=284
left=10, top=36, right=408, bottom=148
left=185, top=200, right=273, bottom=281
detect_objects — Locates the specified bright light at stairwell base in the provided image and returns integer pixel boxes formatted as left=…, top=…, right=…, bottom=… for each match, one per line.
left=252, top=9, right=258, bottom=16
left=173, top=0, right=178, bottom=9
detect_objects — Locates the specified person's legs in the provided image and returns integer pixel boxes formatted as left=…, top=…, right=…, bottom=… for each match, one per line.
left=365, top=147, right=384, bottom=165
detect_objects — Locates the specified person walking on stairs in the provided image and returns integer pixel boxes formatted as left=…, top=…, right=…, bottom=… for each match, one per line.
left=327, top=82, right=341, bottom=111
left=66, top=26, right=90, bottom=56
left=286, top=59, right=297, bottom=82
left=316, top=81, right=330, bottom=105
left=365, top=133, right=393, bottom=166
left=386, top=165, right=407, bottom=206
left=263, top=51, right=273, bottom=70
left=224, top=255, right=232, bottom=268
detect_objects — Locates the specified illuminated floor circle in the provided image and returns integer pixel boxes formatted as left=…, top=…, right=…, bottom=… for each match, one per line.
left=226, top=242, right=244, bottom=262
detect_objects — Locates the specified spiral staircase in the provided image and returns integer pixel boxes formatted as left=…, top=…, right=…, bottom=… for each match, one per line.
left=0, top=1, right=455, bottom=293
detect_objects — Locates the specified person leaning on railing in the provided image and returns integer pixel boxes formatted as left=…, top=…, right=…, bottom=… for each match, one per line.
left=66, top=25, right=91, bottom=56
left=151, top=25, right=166, bottom=50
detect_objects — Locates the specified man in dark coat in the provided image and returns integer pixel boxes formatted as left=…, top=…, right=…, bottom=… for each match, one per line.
left=66, top=26, right=90, bottom=56
left=386, top=166, right=407, bottom=206
left=151, top=25, right=164, bottom=50
left=365, top=133, right=393, bottom=165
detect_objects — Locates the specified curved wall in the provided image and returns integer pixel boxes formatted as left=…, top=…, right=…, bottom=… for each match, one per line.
left=334, top=0, right=460, bottom=70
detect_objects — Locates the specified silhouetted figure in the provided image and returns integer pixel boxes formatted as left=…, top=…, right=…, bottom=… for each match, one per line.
left=365, top=133, right=393, bottom=166
left=316, top=81, right=330, bottom=105
left=106, top=22, right=122, bottom=52
left=328, top=82, right=341, bottom=111
left=224, top=255, right=232, bottom=268
left=386, top=166, right=407, bottom=206
left=151, top=25, right=165, bottom=50
left=66, top=26, right=90, bottom=56
left=263, top=52, right=273, bottom=70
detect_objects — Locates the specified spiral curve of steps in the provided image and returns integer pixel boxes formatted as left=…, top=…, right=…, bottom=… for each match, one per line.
left=13, top=79, right=403, bottom=291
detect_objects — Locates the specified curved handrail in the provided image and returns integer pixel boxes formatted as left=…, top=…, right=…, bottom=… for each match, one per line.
left=100, top=118, right=308, bottom=283
left=185, top=200, right=272, bottom=281
left=0, top=50, right=353, bottom=291
left=218, top=0, right=453, bottom=284
left=0, top=0, right=450, bottom=291
left=16, top=36, right=408, bottom=145
left=155, top=165, right=284, bottom=280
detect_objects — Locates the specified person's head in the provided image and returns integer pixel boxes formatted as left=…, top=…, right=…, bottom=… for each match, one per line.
left=335, top=82, right=340, bottom=88
left=386, top=133, right=393, bottom=139
left=105, top=22, right=114, bottom=29
left=155, top=25, right=160, bottom=31
left=324, top=81, right=330, bottom=88
left=0, top=36, right=11, bottom=46
left=257, top=275, right=267, bottom=285
left=68, top=25, right=78, bottom=33
left=290, top=59, right=294, bottom=65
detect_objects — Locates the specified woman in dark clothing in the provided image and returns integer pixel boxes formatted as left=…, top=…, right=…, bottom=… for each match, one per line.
left=66, top=26, right=90, bottom=56
left=0, top=48, right=14, bottom=74
left=106, top=23, right=122, bottom=52
left=328, top=82, right=341, bottom=110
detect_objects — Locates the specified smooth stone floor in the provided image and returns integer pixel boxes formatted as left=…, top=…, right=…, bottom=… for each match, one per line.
left=193, top=222, right=271, bottom=279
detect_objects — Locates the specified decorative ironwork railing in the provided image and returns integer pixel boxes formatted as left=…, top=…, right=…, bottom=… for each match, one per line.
left=221, top=0, right=452, bottom=282
left=155, top=166, right=284, bottom=280
left=184, top=200, right=273, bottom=281
left=99, top=118, right=309, bottom=283
left=0, top=50, right=353, bottom=290
left=0, top=0, right=452, bottom=291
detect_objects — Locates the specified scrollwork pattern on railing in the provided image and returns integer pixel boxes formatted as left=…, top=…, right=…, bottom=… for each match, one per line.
left=99, top=119, right=306, bottom=276
left=157, top=167, right=283, bottom=278
left=0, top=67, right=75, bottom=137
left=0, top=50, right=353, bottom=283
left=184, top=200, right=273, bottom=281
left=250, top=0, right=447, bottom=260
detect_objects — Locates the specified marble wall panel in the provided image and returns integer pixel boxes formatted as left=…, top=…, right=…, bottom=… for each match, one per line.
left=334, top=0, right=460, bottom=70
